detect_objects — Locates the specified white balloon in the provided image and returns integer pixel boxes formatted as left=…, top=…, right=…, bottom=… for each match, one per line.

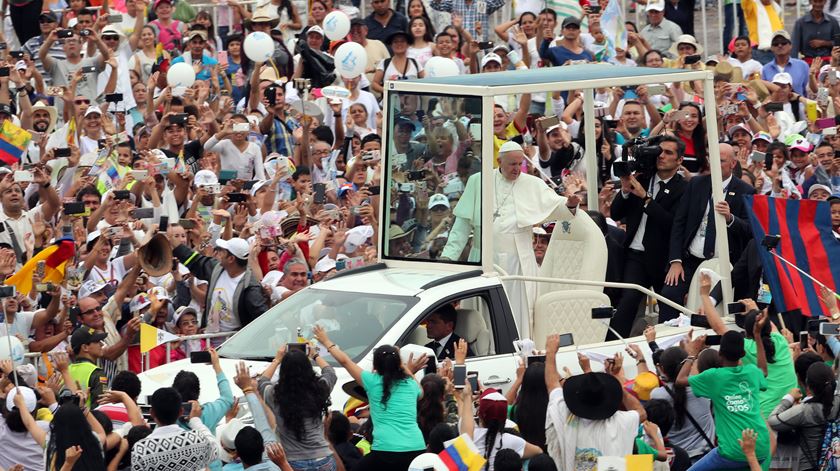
left=166, top=62, right=196, bottom=88
left=424, top=56, right=460, bottom=78
left=323, top=11, right=351, bottom=41
left=0, top=336, right=24, bottom=363
left=243, top=31, right=276, bottom=62
left=334, top=42, right=367, bottom=79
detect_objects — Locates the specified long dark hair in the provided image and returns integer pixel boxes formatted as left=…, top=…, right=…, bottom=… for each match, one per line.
left=417, top=374, right=446, bottom=440
left=513, top=362, right=548, bottom=448
left=677, top=102, right=708, bottom=172
left=408, top=16, right=434, bottom=44
left=479, top=408, right=505, bottom=470
left=275, top=350, right=331, bottom=441
left=406, top=0, right=436, bottom=35
left=372, top=345, right=408, bottom=409
left=48, top=404, right=107, bottom=471
left=743, top=311, right=776, bottom=363
left=805, top=362, right=837, bottom=418
left=659, top=347, right=689, bottom=429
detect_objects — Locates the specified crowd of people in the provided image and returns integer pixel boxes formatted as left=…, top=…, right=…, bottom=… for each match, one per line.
left=0, top=0, right=832, bottom=468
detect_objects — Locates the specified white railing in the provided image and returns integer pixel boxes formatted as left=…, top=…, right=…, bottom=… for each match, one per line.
left=22, top=331, right=237, bottom=374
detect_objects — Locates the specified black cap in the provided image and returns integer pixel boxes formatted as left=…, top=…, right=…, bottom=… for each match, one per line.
left=350, top=18, right=366, bottom=27
left=562, top=16, right=582, bottom=28
left=385, top=30, right=411, bottom=45
left=0, top=104, right=13, bottom=117
left=71, top=326, right=108, bottom=351
left=39, top=11, right=58, bottom=22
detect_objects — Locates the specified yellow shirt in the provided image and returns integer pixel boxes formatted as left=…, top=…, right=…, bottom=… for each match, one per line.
left=493, top=122, right=525, bottom=168
left=742, top=0, right=784, bottom=49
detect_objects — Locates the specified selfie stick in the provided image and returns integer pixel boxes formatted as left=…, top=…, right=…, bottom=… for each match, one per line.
left=520, top=152, right=560, bottom=190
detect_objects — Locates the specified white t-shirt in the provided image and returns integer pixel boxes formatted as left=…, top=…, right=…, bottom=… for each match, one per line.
left=376, top=57, right=423, bottom=81
left=321, top=89, right=381, bottom=131
left=0, top=206, right=42, bottom=257
left=471, top=428, right=527, bottom=471
left=208, top=270, right=245, bottom=333
left=407, top=44, right=434, bottom=67
left=203, top=136, right=266, bottom=181
left=727, top=56, right=763, bottom=78
left=82, top=256, right=128, bottom=286
left=0, top=310, right=36, bottom=338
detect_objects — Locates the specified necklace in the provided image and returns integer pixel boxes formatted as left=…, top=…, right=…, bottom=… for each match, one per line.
left=493, top=173, right=518, bottom=220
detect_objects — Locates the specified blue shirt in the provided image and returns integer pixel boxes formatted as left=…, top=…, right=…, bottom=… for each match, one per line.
left=172, top=53, right=220, bottom=81
left=760, top=58, right=810, bottom=95
left=539, top=39, right=594, bottom=67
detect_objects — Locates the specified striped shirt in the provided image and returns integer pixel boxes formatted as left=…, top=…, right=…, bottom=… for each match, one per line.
left=22, top=35, right=66, bottom=86
left=428, top=0, right=505, bottom=41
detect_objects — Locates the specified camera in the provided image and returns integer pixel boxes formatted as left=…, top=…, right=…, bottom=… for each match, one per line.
left=613, top=136, right=661, bottom=178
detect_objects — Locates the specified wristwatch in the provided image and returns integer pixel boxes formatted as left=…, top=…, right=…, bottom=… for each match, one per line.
left=643, top=192, right=652, bottom=207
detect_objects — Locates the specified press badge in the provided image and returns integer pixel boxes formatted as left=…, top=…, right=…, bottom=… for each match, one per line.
left=477, top=0, right=486, bottom=13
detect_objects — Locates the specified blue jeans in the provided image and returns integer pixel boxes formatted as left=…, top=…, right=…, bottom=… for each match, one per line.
left=288, top=456, right=337, bottom=471
left=723, top=3, right=747, bottom=53
left=688, top=447, right=762, bottom=471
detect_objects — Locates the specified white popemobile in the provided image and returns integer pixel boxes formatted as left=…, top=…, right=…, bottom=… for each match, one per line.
left=138, top=65, right=735, bottom=410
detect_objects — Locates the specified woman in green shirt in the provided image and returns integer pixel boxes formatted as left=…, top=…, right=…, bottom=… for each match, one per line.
left=313, top=325, right=427, bottom=470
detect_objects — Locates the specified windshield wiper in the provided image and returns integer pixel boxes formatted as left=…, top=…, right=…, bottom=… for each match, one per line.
left=219, top=353, right=275, bottom=362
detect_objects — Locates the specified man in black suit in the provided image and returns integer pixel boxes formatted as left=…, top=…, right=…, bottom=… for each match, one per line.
left=423, top=304, right=473, bottom=360
left=608, top=135, right=688, bottom=338
left=659, top=142, right=756, bottom=322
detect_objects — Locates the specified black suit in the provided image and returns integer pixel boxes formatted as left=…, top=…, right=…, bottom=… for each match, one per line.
left=659, top=174, right=756, bottom=321
left=425, top=334, right=474, bottom=361
left=608, top=173, right=687, bottom=338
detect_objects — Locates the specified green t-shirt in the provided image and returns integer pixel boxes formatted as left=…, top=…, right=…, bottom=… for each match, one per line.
left=743, top=332, right=798, bottom=418
left=689, top=364, right=769, bottom=462
left=361, top=370, right=426, bottom=452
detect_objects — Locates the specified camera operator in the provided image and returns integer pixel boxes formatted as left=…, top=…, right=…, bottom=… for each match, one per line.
left=608, top=135, right=687, bottom=339
left=659, top=142, right=756, bottom=322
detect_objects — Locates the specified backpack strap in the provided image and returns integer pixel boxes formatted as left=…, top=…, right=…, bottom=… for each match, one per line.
left=662, top=383, right=715, bottom=451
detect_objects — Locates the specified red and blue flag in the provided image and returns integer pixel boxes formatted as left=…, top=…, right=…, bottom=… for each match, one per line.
left=746, top=195, right=840, bottom=317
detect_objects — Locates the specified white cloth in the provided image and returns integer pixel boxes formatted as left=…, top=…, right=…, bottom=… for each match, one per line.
left=727, top=56, right=763, bottom=78
left=0, top=310, right=36, bottom=338
left=470, top=428, right=527, bottom=471
left=545, top=388, right=639, bottom=471
left=204, top=136, right=266, bottom=181
left=82, top=256, right=128, bottom=285
left=208, top=270, right=245, bottom=333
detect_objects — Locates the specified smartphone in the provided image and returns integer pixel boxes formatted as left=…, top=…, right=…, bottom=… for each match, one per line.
left=817, top=117, right=836, bottom=129
left=313, top=183, right=327, bottom=204
left=453, top=364, right=467, bottom=389
left=467, top=371, right=479, bottom=391
left=54, top=147, right=71, bottom=158
left=57, top=29, right=73, bottom=38
left=130, top=207, right=154, bottom=219
left=764, top=151, right=774, bottom=171
left=0, top=286, right=15, bottom=298
left=105, top=93, right=123, bottom=103
left=589, top=4, right=601, bottom=13
left=180, top=401, right=192, bottom=419
left=762, top=234, right=781, bottom=249
left=218, top=50, right=229, bottom=67
left=80, top=65, right=97, bottom=74
left=558, top=333, right=574, bottom=347
left=233, top=123, right=250, bottom=132
left=764, top=102, right=784, bottom=113
left=591, top=307, right=614, bottom=319
left=808, top=318, right=827, bottom=334
left=704, top=335, right=722, bottom=346
left=63, top=201, right=87, bottom=216
left=13, top=170, right=32, bottom=182
left=800, top=331, right=810, bottom=349
left=819, top=322, right=840, bottom=336
left=684, top=54, right=702, bottom=65
left=179, top=218, right=196, bottom=229
left=834, top=34, right=840, bottom=47
left=527, top=355, right=546, bottom=365
left=0, top=67, right=10, bottom=78
left=9, top=50, right=23, bottom=60
left=218, top=169, right=237, bottom=183
left=226, top=192, right=247, bottom=203
left=368, top=185, right=380, bottom=196
left=107, top=14, right=123, bottom=23
left=538, top=115, right=561, bottom=131
left=159, top=215, right=169, bottom=232
left=748, top=151, right=765, bottom=165
left=690, top=314, right=711, bottom=328
left=647, top=84, right=666, bottom=96
left=170, top=113, right=188, bottom=125
left=477, top=41, right=494, bottom=50
left=110, top=190, right=130, bottom=202
left=189, top=351, right=212, bottom=363
left=287, top=343, right=308, bottom=353
left=825, top=127, right=838, bottom=136
left=407, top=170, right=426, bottom=181
left=130, top=170, right=148, bottom=181
left=727, top=302, right=745, bottom=314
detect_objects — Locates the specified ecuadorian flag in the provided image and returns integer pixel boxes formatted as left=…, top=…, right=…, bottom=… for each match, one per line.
left=0, top=120, right=31, bottom=165
left=438, top=434, right=486, bottom=471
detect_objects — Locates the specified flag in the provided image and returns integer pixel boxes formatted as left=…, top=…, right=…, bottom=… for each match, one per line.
left=5, top=238, right=75, bottom=295
left=438, top=434, right=486, bottom=471
left=600, top=0, right=626, bottom=60
left=746, top=195, right=840, bottom=317
left=66, top=117, right=76, bottom=146
left=0, top=120, right=31, bottom=165
left=140, top=323, right=180, bottom=353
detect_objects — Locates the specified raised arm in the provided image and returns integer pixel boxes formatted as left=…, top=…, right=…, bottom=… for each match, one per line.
left=312, top=324, right=363, bottom=384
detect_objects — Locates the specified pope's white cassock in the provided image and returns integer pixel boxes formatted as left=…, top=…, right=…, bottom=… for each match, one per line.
left=441, top=144, right=575, bottom=339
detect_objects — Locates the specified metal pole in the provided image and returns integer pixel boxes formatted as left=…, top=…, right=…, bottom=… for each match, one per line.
left=701, top=0, right=708, bottom=56
left=702, top=74, right=734, bottom=315
left=583, top=89, right=599, bottom=211
left=718, top=0, right=724, bottom=54
left=770, top=249, right=837, bottom=292
left=481, top=94, right=495, bottom=275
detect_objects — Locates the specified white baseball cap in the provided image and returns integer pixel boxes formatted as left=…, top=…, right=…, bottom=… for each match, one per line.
left=79, top=280, right=109, bottom=299
left=428, top=193, right=450, bottom=209
left=772, top=72, right=793, bottom=85
left=84, top=106, right=102, bottom=117
left=6, top=386, right=36, bottom=412
left=215, top=238, right=250, bottom=260
left=194, top=170, right=219, bottom=186
left=481, top=53, right=503, bottom=69
left=314, top=257, right=337, bottom=274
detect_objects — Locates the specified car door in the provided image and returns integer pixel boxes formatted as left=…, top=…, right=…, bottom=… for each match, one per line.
left=398, top=287, right=521, bottom=394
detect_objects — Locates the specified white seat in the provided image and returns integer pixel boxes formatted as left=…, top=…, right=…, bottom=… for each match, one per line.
left=684, top=258, right=733, bottom=317
left=454, top=309, right=492, bottom=356
left=537, top=211, right=607, bottom=296
left=405, top=324, right=429, bottom=347
left=533, top=290, right=612, bottom=348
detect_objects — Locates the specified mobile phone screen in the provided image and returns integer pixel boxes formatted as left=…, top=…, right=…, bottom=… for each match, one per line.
left=453, top=365, right=466, bottom=389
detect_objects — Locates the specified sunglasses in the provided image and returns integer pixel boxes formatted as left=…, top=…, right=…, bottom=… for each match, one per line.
left=771, top=41, right=790, bottom=47
left=38, top=18, right=55, bottom=23
left=102, top=35, right=120, bottom=40
left=75, top=99, right=91, bottom=105
left=80, top=305, right=103, bottom=316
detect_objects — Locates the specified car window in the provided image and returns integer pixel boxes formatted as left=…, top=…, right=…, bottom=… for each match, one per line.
left=401, top=294, right=497, bottom=357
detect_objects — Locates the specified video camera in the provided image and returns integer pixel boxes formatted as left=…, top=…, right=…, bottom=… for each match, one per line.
left=613, top=136, right=662, bottom=178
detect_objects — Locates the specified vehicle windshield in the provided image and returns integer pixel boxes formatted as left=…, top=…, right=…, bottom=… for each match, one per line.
left=218, top=288, right=418, bottom=364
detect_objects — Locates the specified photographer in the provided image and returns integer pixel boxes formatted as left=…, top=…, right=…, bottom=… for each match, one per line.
left=608, top=135, right=687, bottom=338
left=536, top=116, right=584, bottom=178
